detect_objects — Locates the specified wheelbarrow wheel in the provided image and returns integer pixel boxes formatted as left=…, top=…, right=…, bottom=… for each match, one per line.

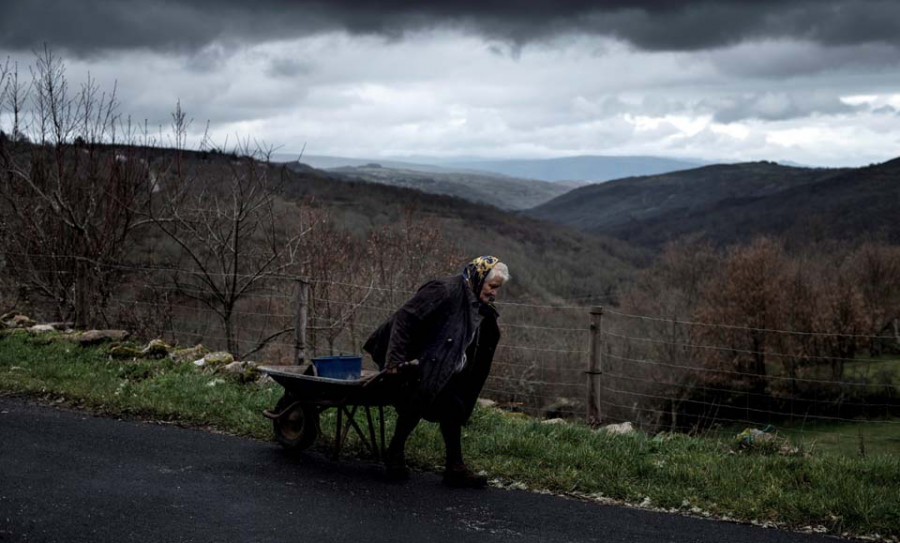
left=272, top=395, right=319, bottom=451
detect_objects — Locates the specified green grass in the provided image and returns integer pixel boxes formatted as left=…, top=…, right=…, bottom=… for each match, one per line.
left=0, top=331, right=282, bottom=438
left=712, top=419, right=900, bottom=458
left=844, top=356, right=900, bottom=385
left=777, top=421, right=900, bottom=457
left=2, top=331, right=899, bottom=539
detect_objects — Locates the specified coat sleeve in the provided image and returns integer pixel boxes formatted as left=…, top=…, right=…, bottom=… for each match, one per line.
left=385, top=280, right=450, bottom=368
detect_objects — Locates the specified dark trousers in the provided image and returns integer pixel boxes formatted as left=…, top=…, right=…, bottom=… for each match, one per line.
left=388, top=410, right=464, bottom=467
left=387, top=372, right=473, bottom=468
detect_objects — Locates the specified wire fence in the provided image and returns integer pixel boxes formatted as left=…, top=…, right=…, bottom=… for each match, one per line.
left=2, top=256, right=898, bottom=454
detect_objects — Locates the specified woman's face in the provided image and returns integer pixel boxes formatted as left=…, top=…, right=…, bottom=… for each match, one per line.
left=480, top=277, right=504, bottom=304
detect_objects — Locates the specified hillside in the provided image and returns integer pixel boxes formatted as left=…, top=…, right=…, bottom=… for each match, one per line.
left=276, top=162, right=646, bottom=301
left=319, top=163, right=574, bottom=210
left=524, top=160, right=892, bottom=247
left=275, top=153, right=704, bottom=184
left=689, top=157, right=900, bottom=246
left=273, top=153, right=454, bottom=174
left=0, top=142, right=643, bottom=305
left=445, top=155, right=705, bottom=183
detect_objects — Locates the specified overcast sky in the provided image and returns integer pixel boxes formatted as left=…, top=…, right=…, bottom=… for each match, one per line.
left=2, top=0, right=899, bottom=166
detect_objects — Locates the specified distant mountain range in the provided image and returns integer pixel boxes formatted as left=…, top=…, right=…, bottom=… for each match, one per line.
left=273, top=151, right=900, bottom=250
left=272, top=154, right=454, bottom=174
left=272, top=153, right=706, bottom=183
left=273, top=159, right=644, bottom=303
left=273, top=153, right=711, bottom=211
left=440, top=155, right=706, bottom=183
left=526, top=158, right=900, bottom=247
left=315, top=163, right=576, bottom=210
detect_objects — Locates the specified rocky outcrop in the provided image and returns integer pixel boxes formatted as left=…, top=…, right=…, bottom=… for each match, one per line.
left=107, top=344, right=141, bottom=359
left=2, top=313, right=36, bottom=329
left=172, top=344, right=208, bottom=364
left=78, top=330, right=130, bottom=345
left=542, top=397, right=577, bottom=419
left=193, top=351, right=234, bottom=368
left=541, top=418, right=567, bottom=425
left=599, top=421, right=635, bottom=435
left=8, top=319, right=274, bottom=386
left=222, top=360, right=260, bottom=383
left=141, top=339, right=171, bottom=359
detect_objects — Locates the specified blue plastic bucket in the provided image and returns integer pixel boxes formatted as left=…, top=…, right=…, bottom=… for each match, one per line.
left=312, top=354, right=362, bottom=380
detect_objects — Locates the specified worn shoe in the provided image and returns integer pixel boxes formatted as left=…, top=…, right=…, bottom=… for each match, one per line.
left=442, top=464, right=488, bottom=489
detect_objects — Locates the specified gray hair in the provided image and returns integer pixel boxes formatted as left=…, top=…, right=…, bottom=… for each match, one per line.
left=486, top=262, right=510, bottom=283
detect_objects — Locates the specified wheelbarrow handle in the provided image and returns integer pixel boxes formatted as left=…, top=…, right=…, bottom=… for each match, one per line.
left=363, top=358, right=419, bottom=388
left=361, top=368, right=390, bottom=389
left=263, top=400, right=302, bottom=420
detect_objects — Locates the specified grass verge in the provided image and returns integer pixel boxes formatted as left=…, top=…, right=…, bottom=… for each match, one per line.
left=1, top=331, right=898, bottom=540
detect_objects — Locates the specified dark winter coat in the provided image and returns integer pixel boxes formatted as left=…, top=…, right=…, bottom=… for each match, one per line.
left=363, top=275, right=500, bottom=423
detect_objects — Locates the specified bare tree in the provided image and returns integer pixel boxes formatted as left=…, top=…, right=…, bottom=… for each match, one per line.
left=0, top=49, right=151, bottom=325
left=297, top=206, right=461, bottom=357
left=849, top=242, right=900, bottom=354
left=147, top=141, right=310, bottom=356
left=366, top=207, right=463, bottom=304
left=298, top=208, right=372, bottom=356
left=691, top=238, right=789, bottom=394
left=6, top=59, right=31, bottom=145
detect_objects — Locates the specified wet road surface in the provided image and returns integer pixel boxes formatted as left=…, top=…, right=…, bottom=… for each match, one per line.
left=0, top=397, right=839, bottom=543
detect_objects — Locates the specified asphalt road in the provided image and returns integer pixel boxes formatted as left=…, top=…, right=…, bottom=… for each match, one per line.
left=0, top=397, right=839, bottom=543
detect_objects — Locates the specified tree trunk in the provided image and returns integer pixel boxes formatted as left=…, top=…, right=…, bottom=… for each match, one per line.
left=223, top=312, right=236, bottom=357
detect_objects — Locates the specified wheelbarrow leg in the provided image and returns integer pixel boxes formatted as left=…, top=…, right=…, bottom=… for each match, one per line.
left=379, top=406, right=386, bottom=457
left=365, top=406, right=379, bottom=459
left=341, top=405, right=357, bottom=446
left=335, top=405, right=361, bottom=457
left=333, top=406, right=343, bottom=459
left=342, top=405, right=376, bottom=456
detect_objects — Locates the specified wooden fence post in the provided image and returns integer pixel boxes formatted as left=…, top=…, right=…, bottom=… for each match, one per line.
left=587, top=305, right=604, bottom=424
left=294, top=280, right=309, bottom=366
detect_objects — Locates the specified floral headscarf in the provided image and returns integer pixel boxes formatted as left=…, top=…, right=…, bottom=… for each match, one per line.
left=462, top=255, right=500, bottom=298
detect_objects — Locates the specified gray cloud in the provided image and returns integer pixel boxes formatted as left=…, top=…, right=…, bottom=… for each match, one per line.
left=3, top=5, right=898, bottom=168
left=4, top=0, right=900, bottom=56
left=703, top=40, right=900, bottom=79
left=706, top=92, right=861, bottom=123
left=872, top=105, right=900, bottom=116
left=265, top=58, right=314, bottom=79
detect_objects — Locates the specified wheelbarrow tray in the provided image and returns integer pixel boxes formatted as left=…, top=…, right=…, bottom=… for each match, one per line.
left=259, top=364, right=402, bottom=458
left=258, top=365, right=397, bottom=406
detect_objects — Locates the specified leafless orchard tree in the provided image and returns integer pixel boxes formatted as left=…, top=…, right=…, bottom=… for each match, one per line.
left=850, top=242, right=900, bottom=354
left=146, top=110, right=313, bottom=356
left=365, top=207, right=463, bottom=302
left=607, top=236, right=898, bottom=430
left=295, top=205, right=461, bottom=358
left=296, top=208, right=373, bottom=357
left=0, top=47, right=152, bottom=326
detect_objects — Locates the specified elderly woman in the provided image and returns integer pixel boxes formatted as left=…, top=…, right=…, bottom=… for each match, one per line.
left=363, top=256, right=509, bottom=488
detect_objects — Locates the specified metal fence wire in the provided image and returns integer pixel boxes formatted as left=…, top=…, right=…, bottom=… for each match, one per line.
left=3, top=258, right=898, bottom=453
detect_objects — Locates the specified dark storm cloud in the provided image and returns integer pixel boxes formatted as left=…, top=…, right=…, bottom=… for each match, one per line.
left=3, top=0, right=900, bottom=56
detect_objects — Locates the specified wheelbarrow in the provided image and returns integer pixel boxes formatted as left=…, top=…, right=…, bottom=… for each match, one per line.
left=259, top=363, right=405, bottom=459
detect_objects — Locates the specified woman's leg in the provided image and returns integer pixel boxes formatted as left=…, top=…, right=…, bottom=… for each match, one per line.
left=385, top=407, right=421, bottom=479
left=439, top=418, right=464, bottom=468
left=388, top=409, right=421, bottom=457
left=439, top=416, right=487, bottom=488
